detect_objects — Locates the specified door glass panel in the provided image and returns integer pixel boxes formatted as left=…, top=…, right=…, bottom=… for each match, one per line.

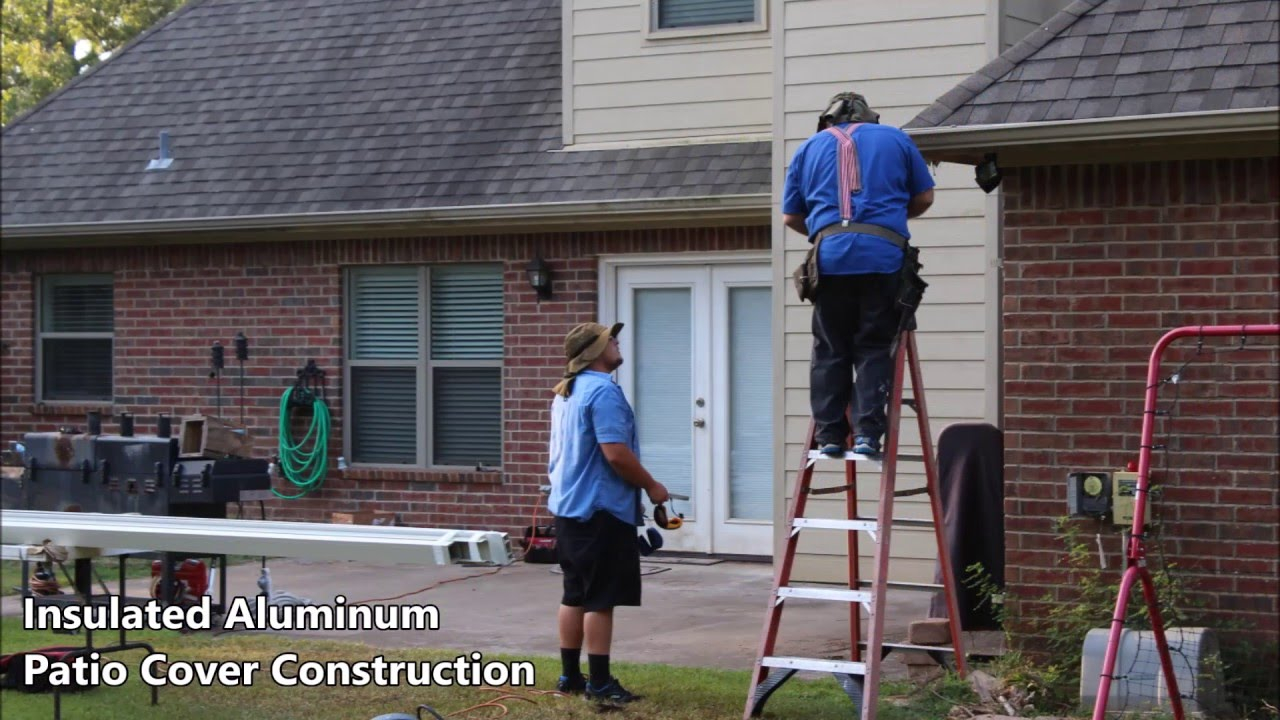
left=729, top=286, right=772, bottom=520
left=633, top=288, right=694, bottom=516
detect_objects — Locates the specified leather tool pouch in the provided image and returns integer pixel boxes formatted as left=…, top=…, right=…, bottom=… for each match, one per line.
left=792, top=237, right=822, bottom=303
left=896, top=244, right=928, bottom=332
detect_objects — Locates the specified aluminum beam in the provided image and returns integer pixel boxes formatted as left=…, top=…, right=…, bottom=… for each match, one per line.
left=0, top=510, right=512, bottom=566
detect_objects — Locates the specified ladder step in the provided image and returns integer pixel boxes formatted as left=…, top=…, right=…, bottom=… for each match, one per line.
left=791, top=517, right=932, bottom=532
left=859, top=641, right=957, bottom=654
left=793, top=518, right=878, bottom=532
left=806, top=450, right=926, bottom=464
left=857, top=580, right=945, bottom=593
left=777, top=586, right=873, bottom=604
left=887, top=517, right=934, bottom=528
left=762, top=656, right=867, bottom=675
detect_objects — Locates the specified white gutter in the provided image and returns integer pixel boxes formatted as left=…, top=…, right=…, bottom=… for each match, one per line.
left=1, top=509, right=513, bottom=566
left=906, top=107, right=1279, bottom=154
left=0, top=193, right=771, bottom=243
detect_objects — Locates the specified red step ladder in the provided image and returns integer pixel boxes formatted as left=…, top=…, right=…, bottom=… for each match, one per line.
left=744, top=329, right=968, bottom=720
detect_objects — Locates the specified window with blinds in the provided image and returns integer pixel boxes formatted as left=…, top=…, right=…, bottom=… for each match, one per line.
left=345, top=265, right=503, bottom=468
left=38, top=275, right=114, bottom=402
left=655, top=0, right=755, bottom=29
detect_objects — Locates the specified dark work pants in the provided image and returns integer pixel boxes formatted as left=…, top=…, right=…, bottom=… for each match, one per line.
left=810, top=272, right=904, bottom=447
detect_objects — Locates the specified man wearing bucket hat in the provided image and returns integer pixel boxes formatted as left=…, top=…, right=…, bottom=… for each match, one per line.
left=547, top=321, right=669, bottom=706
left=783, top=91, right=935, bottom=458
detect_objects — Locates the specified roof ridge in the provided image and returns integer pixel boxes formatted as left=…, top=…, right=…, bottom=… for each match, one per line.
left=905, top=0, right=1105, bottom=129
left=2, top=0, right=210, bottom=133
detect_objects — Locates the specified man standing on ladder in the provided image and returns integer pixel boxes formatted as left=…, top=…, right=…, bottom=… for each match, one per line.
left=546, top=321, right=670, bottom=706
left=783, top=91, right=935, bottom=458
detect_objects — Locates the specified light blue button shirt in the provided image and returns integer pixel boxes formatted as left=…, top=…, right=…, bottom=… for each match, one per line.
left=547, top=370, right=641, bottom=526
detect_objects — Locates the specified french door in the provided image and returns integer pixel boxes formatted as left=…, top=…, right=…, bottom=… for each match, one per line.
left=612, top=262, right=773, bottom=556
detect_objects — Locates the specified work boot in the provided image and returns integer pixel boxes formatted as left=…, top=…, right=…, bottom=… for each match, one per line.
left=556, top=673, right=588, bottom=694
left=585, top=677, right=642, bottom=705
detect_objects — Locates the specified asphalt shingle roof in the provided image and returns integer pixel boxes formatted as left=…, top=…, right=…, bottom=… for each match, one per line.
left=1, top=0, right=769, bottom=229
left=907, top=0, right=1280, bottom=129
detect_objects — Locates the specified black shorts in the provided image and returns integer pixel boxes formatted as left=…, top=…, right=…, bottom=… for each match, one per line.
left=556, top=511, right=641, bottom=611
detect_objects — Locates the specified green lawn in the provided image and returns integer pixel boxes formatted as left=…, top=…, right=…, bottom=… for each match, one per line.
left=0, top=616, right=983, bottom=720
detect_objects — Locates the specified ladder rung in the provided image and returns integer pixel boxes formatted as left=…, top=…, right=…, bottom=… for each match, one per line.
left=777, top=586, right=873, bottom=604
left=860, top=641, right=957, bottom=654
left=889, top=517, right=934, bottom=528
left=857, top=580, right=944, bottom=593
left=893, top=486, right=930, bottom=498
left=762, top=656, right=866, bottom=675
left=793, top=518, right=878, bottom=532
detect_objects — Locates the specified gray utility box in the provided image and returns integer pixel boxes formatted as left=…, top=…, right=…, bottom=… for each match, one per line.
left=1080, top=626, right=1225, bottom=717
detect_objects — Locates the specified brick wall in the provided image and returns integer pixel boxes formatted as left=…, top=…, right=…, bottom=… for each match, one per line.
left=1, top=226, right=769, bottom=537
left=1001, top=157, right=1279, bottom=649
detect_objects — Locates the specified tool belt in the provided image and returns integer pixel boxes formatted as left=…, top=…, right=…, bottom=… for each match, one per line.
left=896, top=242, right=928, bottom=333
left=791, top=222, right=909, bottom=303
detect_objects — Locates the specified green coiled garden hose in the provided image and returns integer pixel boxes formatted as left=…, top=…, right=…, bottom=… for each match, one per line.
left=274, top=387, right=330, bottom=499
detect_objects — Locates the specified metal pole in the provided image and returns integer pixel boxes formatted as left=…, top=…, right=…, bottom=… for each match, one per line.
left=1092, top=323, right=1278, bottom=720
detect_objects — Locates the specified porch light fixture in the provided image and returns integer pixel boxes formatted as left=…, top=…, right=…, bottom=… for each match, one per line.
left=526, top=255, right=553, bottom=300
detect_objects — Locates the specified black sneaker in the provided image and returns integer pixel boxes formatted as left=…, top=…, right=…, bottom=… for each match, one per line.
left=556, top=673, right=588, bottom=694
left=818, top=442, right=845, bottom=457
left=585, top=677, right=642, bottom=705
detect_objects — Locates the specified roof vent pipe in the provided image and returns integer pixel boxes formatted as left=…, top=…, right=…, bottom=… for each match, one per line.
left=147, top=130, right=173, bottom=171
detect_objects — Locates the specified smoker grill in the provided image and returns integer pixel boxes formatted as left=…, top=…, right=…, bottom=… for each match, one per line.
left=11, top=415, right=270, bottom=518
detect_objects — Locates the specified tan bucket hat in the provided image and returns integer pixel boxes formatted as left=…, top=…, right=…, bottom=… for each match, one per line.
left=553, top=321, right=624, bottom=397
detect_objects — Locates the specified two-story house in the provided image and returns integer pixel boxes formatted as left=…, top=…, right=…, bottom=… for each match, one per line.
left=2, top=0, right=1070, bottom=576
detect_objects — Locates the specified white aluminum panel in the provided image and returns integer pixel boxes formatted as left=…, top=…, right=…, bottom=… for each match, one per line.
left=0, top=511, right=512, bottom=566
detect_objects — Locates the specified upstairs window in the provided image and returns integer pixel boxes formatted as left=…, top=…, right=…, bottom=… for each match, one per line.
left=38, top=274, right=114, bottom=402
left=344, top=265, right=504, bottom=468
left=655, top=0, right=757, bottom=29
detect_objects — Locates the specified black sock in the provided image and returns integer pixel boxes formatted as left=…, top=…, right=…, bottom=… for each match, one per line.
left=588, top=654, right=610, bottom=688
left=560, top=648, right=581, bottom=679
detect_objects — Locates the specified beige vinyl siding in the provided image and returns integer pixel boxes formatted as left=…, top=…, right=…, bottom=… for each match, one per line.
left=565, top=0, right=772, bottom=145
left=773, top=0, right=998, bottom=584
left=1002, top=0, right=1073, bottom=50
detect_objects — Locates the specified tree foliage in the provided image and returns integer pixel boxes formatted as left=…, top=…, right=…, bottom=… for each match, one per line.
left=2, top=0, right=187, bottom=125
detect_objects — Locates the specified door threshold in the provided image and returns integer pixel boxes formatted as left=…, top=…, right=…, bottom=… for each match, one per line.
left=643, top=550, right=771, bottom=565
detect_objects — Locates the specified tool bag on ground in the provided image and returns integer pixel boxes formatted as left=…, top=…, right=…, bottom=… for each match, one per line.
left=0, top=647, right=95, bottom=693
left=521, top=493, right=558, bottom=564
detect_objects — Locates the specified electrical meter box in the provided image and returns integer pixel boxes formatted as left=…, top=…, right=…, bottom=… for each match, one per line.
left=1067, top=471, right=1112, bottom=519
left=1112, top=471, right=1139, bottom=525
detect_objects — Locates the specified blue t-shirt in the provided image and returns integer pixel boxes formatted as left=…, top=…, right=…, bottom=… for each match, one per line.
left=783, top=123, right=935, bottom=275
left=547, top=370, right=641, bottom=526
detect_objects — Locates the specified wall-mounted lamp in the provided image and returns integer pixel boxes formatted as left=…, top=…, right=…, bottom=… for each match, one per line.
left=975, top=153, right=1003, bottom=194
left=526, top=255, right=553, bottom=300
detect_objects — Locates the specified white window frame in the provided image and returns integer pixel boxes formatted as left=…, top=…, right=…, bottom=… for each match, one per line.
left=36, top=274, right=114, bottom=404
left=342, top=265, right=504, bottom=470
left=644, top=0, right=768, bottom=40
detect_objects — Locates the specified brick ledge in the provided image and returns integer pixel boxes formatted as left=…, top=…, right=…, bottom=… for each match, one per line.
left=342, top=466, right=504, bottom=485
left=30, top=403, right=116, bottom=417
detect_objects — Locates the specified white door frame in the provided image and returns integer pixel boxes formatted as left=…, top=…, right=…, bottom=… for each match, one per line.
left=599, top=251, right=772, bottom=555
